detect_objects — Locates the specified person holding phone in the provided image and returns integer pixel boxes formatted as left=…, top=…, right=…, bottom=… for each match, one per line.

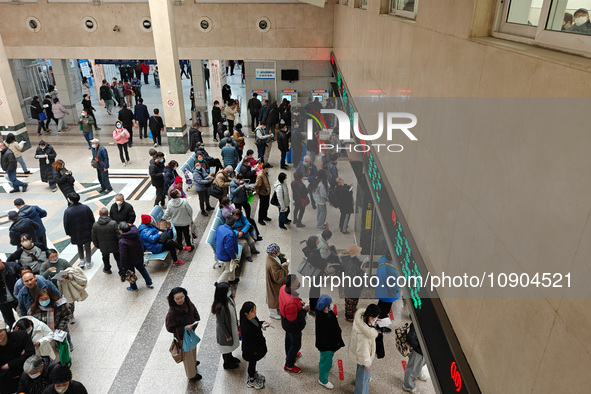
left=165, top=287, right=202, bottom=381
left=239, top=301, right=268, bottom=389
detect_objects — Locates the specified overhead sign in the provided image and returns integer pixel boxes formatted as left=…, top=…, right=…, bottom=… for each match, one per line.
left=255, top=69, right=275, bottom=79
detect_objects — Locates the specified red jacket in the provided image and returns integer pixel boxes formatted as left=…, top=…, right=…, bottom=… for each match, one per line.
left=141, top=63, right=150, bottom=74
left=278, top=285, right=307, bottom=332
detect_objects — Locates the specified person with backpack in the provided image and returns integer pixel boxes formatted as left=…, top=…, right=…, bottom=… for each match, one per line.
left=375, top=253, right=401, bottom=333
left=349, top=304, right=380, bottom=394
left=315, top=295, right=345, bottom=390
left=403, top=323, right=428, bottom=393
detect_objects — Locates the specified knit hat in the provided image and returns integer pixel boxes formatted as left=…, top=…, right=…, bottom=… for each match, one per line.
left=174, top=176, right=183, bottom=184
left=8, top=211, right=18, bottom=220
left=50, top=364, right=72, bottom=384
left=345, top=244, right=362, bottom=257
left=141, top=214, right=152, bottom=225
left=266, top=243, right=280, bottom=255
left=316, top=295, right=332, bottom=311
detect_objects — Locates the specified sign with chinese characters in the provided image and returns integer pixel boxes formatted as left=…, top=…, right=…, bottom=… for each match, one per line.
left=255, top=69, right=275, bottom=79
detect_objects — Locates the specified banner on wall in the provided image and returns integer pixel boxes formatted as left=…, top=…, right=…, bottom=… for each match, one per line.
left=209, top=60, right=223, bottom=106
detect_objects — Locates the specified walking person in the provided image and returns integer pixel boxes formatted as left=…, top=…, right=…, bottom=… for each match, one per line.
left=34, top=141, right=58, bottom=192
left=247, top=93, right=262, bottom=132
left=119, top=222, right=153, bottom=291
left=311, top=169, right=329, bottom=230
left=153, top=66, right=160, bottom=88
left=131, top=77, right=142, bottom=105
left=63, top=193, right=95, bottom=269
left=291, top=171, right=309, bottom=228
left=5, top=133, right=30, bottom=174
left=334, top=178, right=354, bottom=234
left=99, top=79, right=115, bottom=115
left=149, top=152, right=166, bottom=207
left=403, top=323, right=428, bottom=393
left=349, top=304, right=381, bottom=394
left=52, top=160, right=75, bottom=202
left=116, top=81, right=125, bottom=106
left=240, top=301, right=268, bottom=389
left=42, top=95, right=57, bottom=130
left=110, top=193, right=136, bottom=225
left=78, top=109, right=95, bottom=149
left=203, top=63, right=210, bottom=89
left=277, top=121, right=291, bottom=170
left=254, top=163, right=272, bottom=226
left=212, top=283, right=241, bottom=369
left=51, top=98, right=70, bottom=133
left=341, top=244, right=365, bottom=321
left=91, top=208, right=121, bottom=276
left=214, top=216, right=240, bottom=285
left=274, top=172, right=291, bottom=230
left=192, top=156, right=215, bottom=216
left=212, top=101, right=223, bottom=142
left=149, top=108, right=164, bottom=147
left=82, top=94, right=100, bottom=131
left=280, top=274, right=309, bottom=374
left=315, top=295, right=345, bottom=390
left=124, top=80, right=133, bottom=108
left=163, top=189, right=194, bottom=251
left=30, top=96, right=48, bottom=135
left=165, top=287, right=202, bottom=381
left=81, top=77, right=91, bottom=98
left=117, top=103, right=135, bottom=148
left=265, top=243, right=289, bottom=320
left=141, top=61, right=150, bottom=84
left=375, top=252, right=401, bottom=333
left=134, top=98, right=150, bottom=139
left=113, top=121, right=131, bottom=166
left=0, top=142, right=28, bottom=193
left=91, top=139, right=113, bottom=193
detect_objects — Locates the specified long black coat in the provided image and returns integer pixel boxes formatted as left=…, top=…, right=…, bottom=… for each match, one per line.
left=63, top=202, right=95, bottom=245
left=56, top=167, right=75, bottom=198
left=277, top=129, right=291, bottom=152
left=118, top=107, right=135, bottom=130
left=315, top=310, right=345, bottom=352
left=109, top=201, right=136, bottom=225
left=165, top=296, right=201, bottom=341
left=91, top=216, right=121, bottom=254
left=240, top=315, right=268, bottom=362
left=35, top=144, right=57, bottom=183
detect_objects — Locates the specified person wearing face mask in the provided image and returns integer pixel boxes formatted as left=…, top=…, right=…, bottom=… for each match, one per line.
left=18, top=355, right=58, bottom=394
left=239, top=301, right=268, bottom=389
left=194, top=142, right=223, bottom=173
left=229, top=173, right=251, bottom=218
left=167, top=176, right=187, bottom=201
left=273, top=172, right=291, bottom=230
left=348, top=304, right=380, bottom=394
left=211, top=100, right=223, bottom=142
left=109, top=193, right=136, bottom=225
left=296, top=155, right=318, bottom=209
left=81, top=94, right=100, bottom=131
left=6, top=234, right=48, bottom=274
left=0, top=320, right=35, bottom=394
left=63, top=193, right=95, bottom=269
left=301, top=236, right=326, bottom=314
left=254, top=163, right=273, bottom=226
left=254, top=123, right=273, bottom=162
left=90, top=139, right=113, bottom=193
left=165, top=287, right=202, bottom=381
left=149, top=152, right=166, bottom=207
left=265, top=243, right=289, bottom=320
left=41, top=364, right=88, bottom=394
left=315, top=295, right=345, bottom=390
left=112, top=121, right=131, bottom=166
left=52, top=160, right=75, bottom=203
left=192, top=156, right=215, bottom=216
left=340, top=244, right=365, bottom=322
left=163, top=161, right=180, bottom=198
left=27, top=289, right=72, bottom=359
left=77, top=110, right=94, bottom=149
left=148, top=108, right=164, bottom=147
left=279, top=274, right=309, bottom=374
left=16, top=272, right=62, bottom=318
left=117, top=103, right=134, bottom=147
left=568, top=8, right=591, bottom=34
left=212, top=282, right=241, bottom=369
left=34, top=141, right=58, bottom=192
left=221, top=140, right=239, bottom=169
left=39, top=249, right=71, bottom=285
left=13, top=317, right=56, bottom=360
left=213, top=166, right=233, bottom=203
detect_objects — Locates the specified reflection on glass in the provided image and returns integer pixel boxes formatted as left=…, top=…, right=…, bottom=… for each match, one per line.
left=392, top=0, right=416, bottom=12
left=547, top=0, right=591, bottom=35
left=507, top=0, right=542, bottom=26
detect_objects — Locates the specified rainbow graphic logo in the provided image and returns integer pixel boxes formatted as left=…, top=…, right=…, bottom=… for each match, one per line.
left=302, top=109, right=328, bottom=132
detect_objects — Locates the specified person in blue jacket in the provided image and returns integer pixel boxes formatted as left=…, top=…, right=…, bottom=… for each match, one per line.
left=230, top=208, right=259, bottom=262
left=14, top=198, right=47, bottom=245
left=375, top=252, right=400, bottom=333
left=138, top=214, right=189, bottom=265
left=90, top=138, right=112, bottom=193
left=215, top=216, right=239, bottom=284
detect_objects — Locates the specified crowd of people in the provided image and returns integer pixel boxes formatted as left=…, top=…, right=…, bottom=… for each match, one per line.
left=0, top=78, right=428, bottom=394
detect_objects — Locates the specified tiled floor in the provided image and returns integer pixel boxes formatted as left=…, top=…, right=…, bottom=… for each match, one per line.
left=1, top=68, right=435, bottom=394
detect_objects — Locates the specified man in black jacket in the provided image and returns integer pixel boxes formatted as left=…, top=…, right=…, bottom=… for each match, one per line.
left=30, top=96, right=48, bottom=135
left=81, top=94, right=100, bottom=131
left=149, top=152, right=166, bottom=207
left=0, top=321, right=35, bottom=394
left=134, top=98, right=150, bottom=139
left=92, top=208, right=121, bottom=276
left=148, top=109, right=164, bottom=147
left=247, top=93, right=262, bottom=132
left=0, top=143, right=28, bottom=193
left=403, top=323, right=428, bottom=392
left=118, top=103, right=135, bottom=148
left=0, top=259, right=20, bottom=328
left=109, top=193, right=136, bottom=225
left=8, top=211, right=39, bottom=246
left=211, top=101, right=223, bottom=142
left=18, top=355, right=57, bottom=394
left=99, top=79, right=114, bottom=115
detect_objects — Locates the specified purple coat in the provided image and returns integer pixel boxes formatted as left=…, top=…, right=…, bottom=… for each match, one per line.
left=119, top=225, right=144, bottom=269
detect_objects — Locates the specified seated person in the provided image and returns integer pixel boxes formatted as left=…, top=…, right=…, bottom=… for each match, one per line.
left=220, top=197, right=235, bottom=219
left=231, top=208, right=260, bottom=262
left=6, top=234, right=48, bottom=274
left=195, top=142, right=222, bottom=173
left=0, top=320, right=35, bottom=394
left=138, top=214, right=190, bottom=265
left=18, top=355, right=58, bottom=394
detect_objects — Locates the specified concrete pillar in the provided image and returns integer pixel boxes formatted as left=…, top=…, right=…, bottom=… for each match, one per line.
left=190, top=60, right=210, bottom=127
left=0, top=32, right=30, bottom=149
left=50, top=59, right=81, bottom=126
left=148, top=0, right=188, bottom=154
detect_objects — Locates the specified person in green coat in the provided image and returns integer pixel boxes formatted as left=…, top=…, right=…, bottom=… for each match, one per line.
left=78, top=109, right=95, bottom=149
left=39, top=249, right=72, bottom=285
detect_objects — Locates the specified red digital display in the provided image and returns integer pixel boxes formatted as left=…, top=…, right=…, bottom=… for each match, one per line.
left=451, top=362, right=462, bottom=392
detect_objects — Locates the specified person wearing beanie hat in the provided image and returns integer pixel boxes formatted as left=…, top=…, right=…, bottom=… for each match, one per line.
left=44, top=364, right=88, bottom=393
left=315, top=294, right=345, bottom=390
left=167, top=175, right=186, bottom=201
left=340, top=244, right=365, bottom=321
left=140, top=214, right=151, bottom=225
left=265, top=243, right=289, bottom=320
left=138, top=214, right=189, bottom=266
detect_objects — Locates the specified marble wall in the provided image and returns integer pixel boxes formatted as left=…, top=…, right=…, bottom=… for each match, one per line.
left=333, top=1, right=591, bottom=393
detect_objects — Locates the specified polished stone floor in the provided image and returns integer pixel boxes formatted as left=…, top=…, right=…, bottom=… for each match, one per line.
left=0, top=69, right=435, bottom=394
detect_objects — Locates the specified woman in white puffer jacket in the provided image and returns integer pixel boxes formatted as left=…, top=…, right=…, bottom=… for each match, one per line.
left=348, top=304, right=380, bottom=394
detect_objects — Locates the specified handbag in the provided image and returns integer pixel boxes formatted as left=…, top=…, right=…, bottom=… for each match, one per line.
left=169, top=338, right=183, bottom=363
left=297, top=257, right=323, bottom=277
left=270, top=191, right=280, bottom=207
left=376, top=331, right=386, bottom=359
left=209, top=182, right=223, bottom=199
left=182, top=327, right=201, bottom=352
left=91, top=159, right=99, bottom=169
left=124, top=269, right=137, bottom=283
left=38, top=112, right=47, bottom=121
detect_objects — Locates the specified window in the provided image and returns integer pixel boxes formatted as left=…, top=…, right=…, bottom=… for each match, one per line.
left=390, top=0, right=417, bottom=19
left=360, top=0, right=368, bottom=9
left=496, top=0, right=591, bottom=55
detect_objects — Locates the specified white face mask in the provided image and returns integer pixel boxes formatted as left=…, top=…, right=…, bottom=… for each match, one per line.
left=575, top=16, right=588, bottom=26
left=116, top=201, right=123, bottom=206
left=28, top=372, right=42, bottom=379
left=55, top=385, right=69, bottom=393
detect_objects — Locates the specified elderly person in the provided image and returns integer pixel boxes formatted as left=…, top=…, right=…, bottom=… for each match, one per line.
left=109, top=193, right=136, bottom=224
left=167, top=176, right=186, bottom=201
left=163, top=189, right=194, bottom=251
left=63, top=193, right=94, bottom=269
left=265, top=243, right=289, bottom=320
left=90, top=138, right=112, bottom=194
left=193, top=155, right=215, bottom=216
left=18, top=355, right=57, bottom=394
left=42, top=364, right=88, bottom=394
left=34, top=141, right=58, bottom=192
left=165, top=287, right=202, bottom=381
left=91, top=208, right=121, bottom=275
left=213, top=166, right=233, bottom=202
left=119, top=223, right=154, bottom=291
